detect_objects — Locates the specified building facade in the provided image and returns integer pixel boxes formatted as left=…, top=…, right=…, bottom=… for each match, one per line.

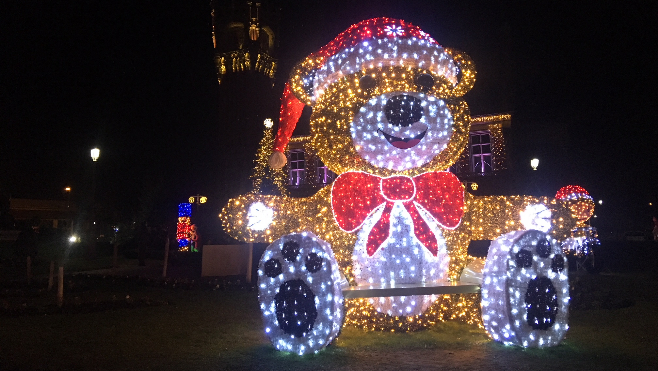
left=8, top=198, right=75, bottom=230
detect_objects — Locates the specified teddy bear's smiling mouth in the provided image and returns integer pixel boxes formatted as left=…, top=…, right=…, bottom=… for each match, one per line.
left=377, top=129, right=427, bottom=149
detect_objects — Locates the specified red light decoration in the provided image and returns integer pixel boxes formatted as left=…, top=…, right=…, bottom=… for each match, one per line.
left=555, top=185, right=591, bottom=201
left=176, top=217, right=190, bottom=239
left=555, top=185, right=595, bottom=225
left=331, top=171, right=464, bottom=256
left=309, top=18, right=430, bottom=69
left=273, top=82, right=305, bottom=153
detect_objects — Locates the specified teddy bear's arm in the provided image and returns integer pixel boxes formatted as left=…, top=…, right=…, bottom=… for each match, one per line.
left=220, top=187, right=337, bottom=244
left=463, top=194, right=576, bottom=241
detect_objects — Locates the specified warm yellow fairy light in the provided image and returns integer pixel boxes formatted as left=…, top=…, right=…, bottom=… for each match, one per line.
left=219, top=17, right=579, bottom=334
left=471, top=114, right=511, bottom=123
left=220, top=189, right=576, bottom=330
left=250, top=125, right=288, bottom=196
left=308, top=67, right=471, bottom=177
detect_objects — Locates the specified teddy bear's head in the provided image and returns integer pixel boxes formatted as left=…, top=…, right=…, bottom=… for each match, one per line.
left=271, top=18, right=476, bottom=177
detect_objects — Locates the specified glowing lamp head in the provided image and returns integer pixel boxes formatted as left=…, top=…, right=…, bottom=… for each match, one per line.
left=264, top=118, right=273, bottom=128
left=199, top=196, right=207, bottom=204
left=530, top=158, right=539, bottom=170
left=65, top=187, right=71, bottom=192
left=90, top=148, right=100, bottom=162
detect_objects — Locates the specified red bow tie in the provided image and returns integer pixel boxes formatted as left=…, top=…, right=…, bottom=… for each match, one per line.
left=331, top=171, right=464, bottom=256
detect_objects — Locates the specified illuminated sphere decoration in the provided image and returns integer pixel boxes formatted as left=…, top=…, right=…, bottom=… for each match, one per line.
left=555, top=185, right=595, bottom=225
left=258, top=232, right=345, bottom=355
left=481, top=230, right=569, bottom=348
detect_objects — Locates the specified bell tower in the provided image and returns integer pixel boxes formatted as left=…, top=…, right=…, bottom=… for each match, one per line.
left=210, top=1, right=279, bottom=85
left=209, top=1, right=282, bottom=201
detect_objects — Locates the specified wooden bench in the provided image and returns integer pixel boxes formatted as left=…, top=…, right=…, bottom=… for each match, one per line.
left=341, top=279, right=481, bottom=299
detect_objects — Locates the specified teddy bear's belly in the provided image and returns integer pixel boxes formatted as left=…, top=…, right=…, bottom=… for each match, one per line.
left=352, top=202, right=450, bottom=316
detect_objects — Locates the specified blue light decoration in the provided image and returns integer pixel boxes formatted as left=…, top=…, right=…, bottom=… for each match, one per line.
left=177, top=203, right=192, bottom=251
left=179, top=203, right=192, bottom=217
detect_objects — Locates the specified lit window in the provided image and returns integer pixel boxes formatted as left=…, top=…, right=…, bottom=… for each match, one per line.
left=470, top=131, right=493, bottom=174
left=289, top=150, right=306, bottom=185
left=316, top=159, right=336, bottom=184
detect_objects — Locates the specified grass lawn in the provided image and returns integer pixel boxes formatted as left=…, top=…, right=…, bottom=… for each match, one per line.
left=1, top=270, right=657, bottom=371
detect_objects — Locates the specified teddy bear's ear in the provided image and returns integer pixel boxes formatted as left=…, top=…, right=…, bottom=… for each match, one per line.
left=288, top=54, right=322, bottom=106
left=444, top=49, right=477, bottom=97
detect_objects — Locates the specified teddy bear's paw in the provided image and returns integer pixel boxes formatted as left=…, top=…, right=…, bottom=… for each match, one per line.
left=258, top=232, right=344, bottom=354
left=481, top=230, right=569, bottom=348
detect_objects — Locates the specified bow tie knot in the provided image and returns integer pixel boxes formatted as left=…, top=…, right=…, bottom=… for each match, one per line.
left=331, top=171, right=464, bottom=256
left=381, top=176, right=415, bottom=201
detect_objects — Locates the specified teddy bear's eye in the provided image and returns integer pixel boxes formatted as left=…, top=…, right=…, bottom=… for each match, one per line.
left=359, top=75, right=377, bottom=90
left=415, top=73, right=435, bottom=92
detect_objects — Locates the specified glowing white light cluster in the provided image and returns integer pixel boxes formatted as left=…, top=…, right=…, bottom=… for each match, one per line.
left=313, top=37, right=458, bottom=101
left=257, top=232, right=344, bottom=355
left=481, top=230, right=569, bottom=348
left=247, top=201, right=274, bottom=231
left=352, top=202, right=449, bottom=316
left=384, top=25, right=405, bottom=36
left=561, top=226, right=599, bottom=257
left=351, top=92, right=453, bottom=171
left=519, top=204, right=552, bottom=233
left=559, top=192, right=593, bottom=202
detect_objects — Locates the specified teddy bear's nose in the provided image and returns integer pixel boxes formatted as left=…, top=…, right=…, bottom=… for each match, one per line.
left=385, top=94, right=423, bottom=127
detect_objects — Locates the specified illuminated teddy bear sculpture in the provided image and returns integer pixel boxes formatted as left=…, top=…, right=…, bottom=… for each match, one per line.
left=221, top=18, right=576, bottom=354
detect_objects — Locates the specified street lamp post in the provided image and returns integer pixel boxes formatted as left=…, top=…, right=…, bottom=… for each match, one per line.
left=529, top=158, right=540, bottom=196
left=64, top=187, right=72, bottom=233
left=64, top=187, right=71, bottom=208
left=188, top=194, right=207, bottom=216
left=188, top=195, right=207, bottom=253
left=90, top=148, right=100, bottom=258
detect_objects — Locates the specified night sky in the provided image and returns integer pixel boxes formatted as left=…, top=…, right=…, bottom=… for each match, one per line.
left=1, top=1, right=656, bottom=234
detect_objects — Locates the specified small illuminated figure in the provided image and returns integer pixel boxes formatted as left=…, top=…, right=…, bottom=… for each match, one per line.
left=189, top=224, right=200, bottom=253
